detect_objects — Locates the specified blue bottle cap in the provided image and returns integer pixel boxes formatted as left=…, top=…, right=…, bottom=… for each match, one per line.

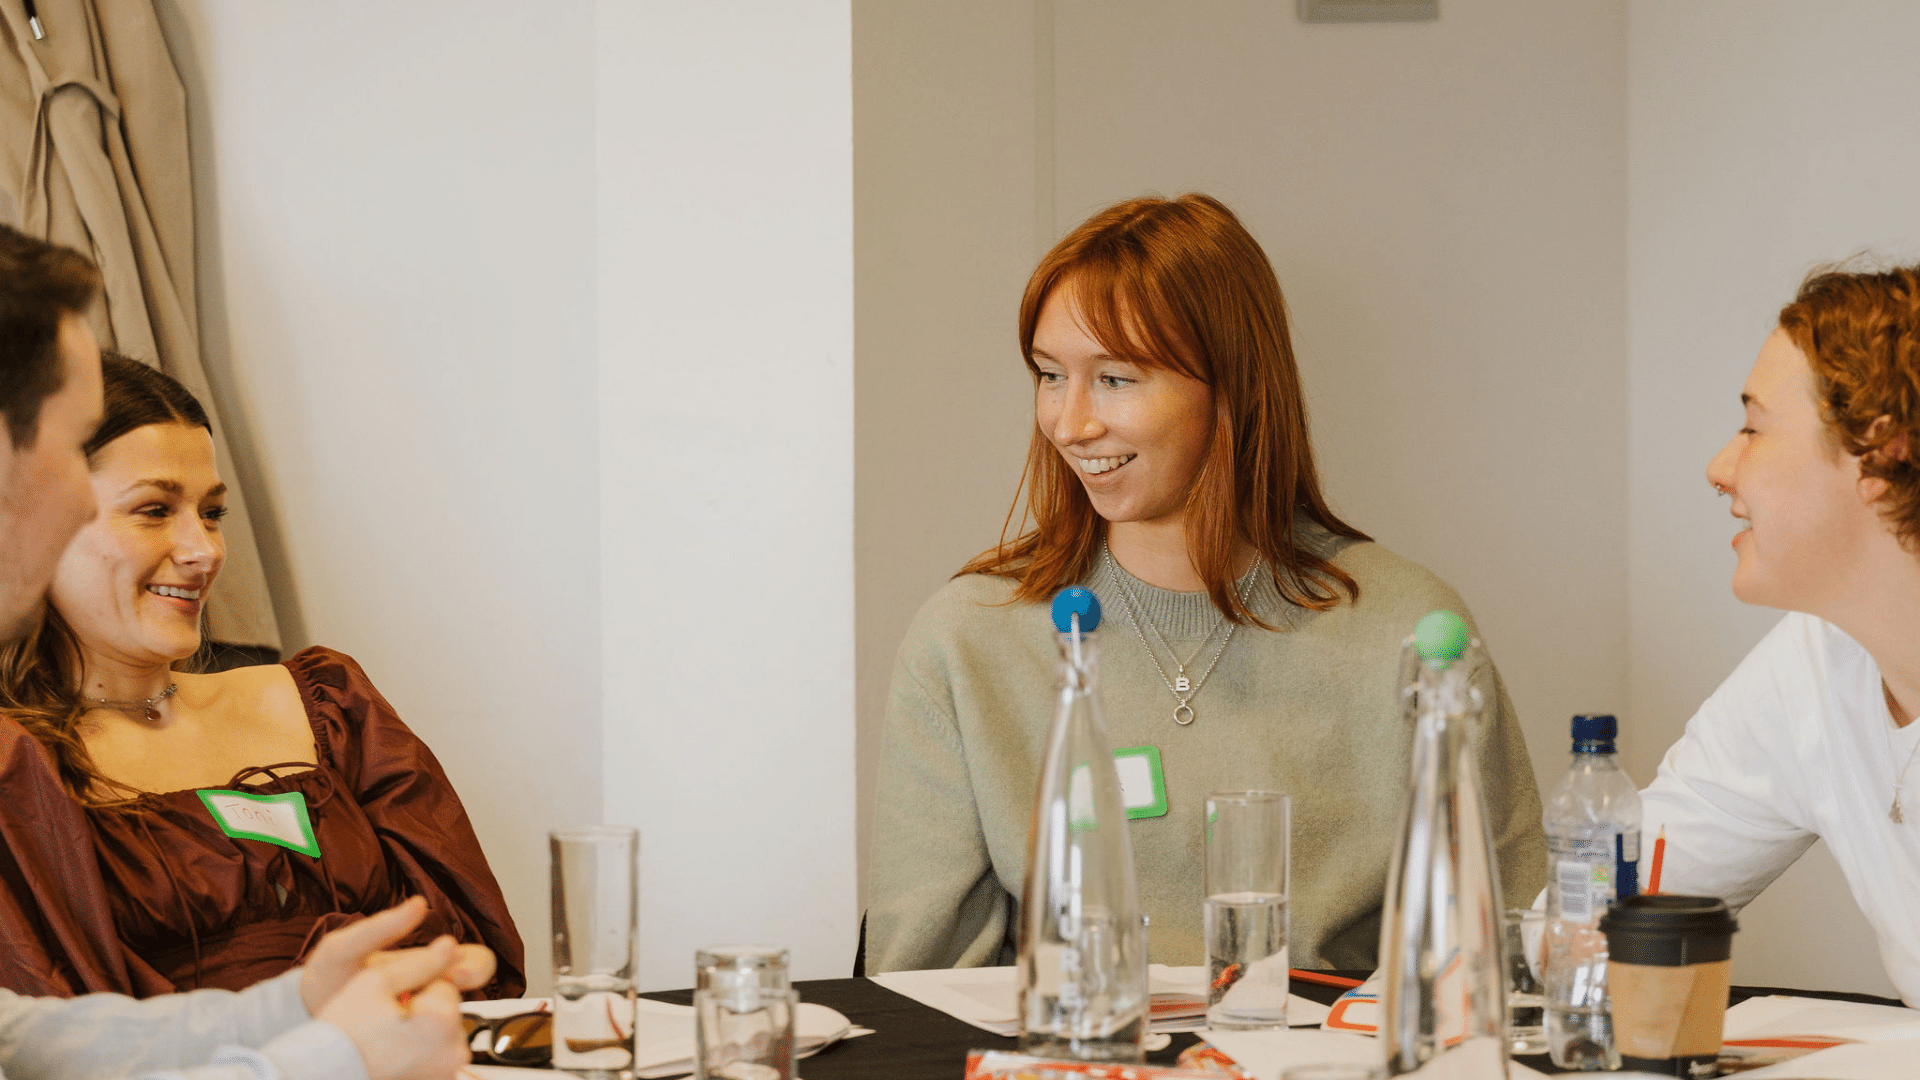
left=1051, top=587, right=1102, bottom=633
left=1572, top=713, right=1617, bottom=750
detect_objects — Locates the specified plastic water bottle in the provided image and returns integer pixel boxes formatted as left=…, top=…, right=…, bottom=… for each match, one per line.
left=1016, top=587, right=1148, bottom=1064
left=1379, top=610, right=1509, bottom=1077
left=1543, top=714, right=1641, bottom=1070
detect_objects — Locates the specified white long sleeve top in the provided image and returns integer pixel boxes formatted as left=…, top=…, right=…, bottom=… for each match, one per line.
left=1641, top=612, right=1920, bottom=1005
left=0, top=969, right=364, bottom=1080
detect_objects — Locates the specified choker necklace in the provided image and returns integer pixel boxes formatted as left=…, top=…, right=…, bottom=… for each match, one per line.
left=1103, top=542, right=1261, bottom=727
left=91, top=683, right=179, bottom=722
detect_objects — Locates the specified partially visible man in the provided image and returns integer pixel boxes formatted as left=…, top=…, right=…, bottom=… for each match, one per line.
left=0, top=225, right=101, bottom=640
left=0, top=223, right=482, bottom=1080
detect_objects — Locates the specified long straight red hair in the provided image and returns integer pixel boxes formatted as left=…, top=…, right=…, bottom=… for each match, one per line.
left=961, top=193, right=1367, bottom=624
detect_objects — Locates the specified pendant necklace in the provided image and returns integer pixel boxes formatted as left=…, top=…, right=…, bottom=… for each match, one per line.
left=91, top=682, right=179, bottom=722
left=1888, top=682, right=1920, bottom=824
left=1103, top=542, right=1260, bottom=727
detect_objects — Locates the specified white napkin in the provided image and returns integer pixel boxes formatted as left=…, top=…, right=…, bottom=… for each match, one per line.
left=1735, top=1037, right=1920, bottom=1079
left=867, top=964, right=1330, bottom=1037
left=460, top=996, right=856, bottom=1079
left=1200, top=1029, right=1552, bottom=1080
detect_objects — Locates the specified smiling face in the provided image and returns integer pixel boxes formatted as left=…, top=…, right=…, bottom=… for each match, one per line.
left=1030, top=287, right=1214, bottom=533
left=50, top=422, right=227, bottom=666
left=1706, top=328, right=1883, bottom=614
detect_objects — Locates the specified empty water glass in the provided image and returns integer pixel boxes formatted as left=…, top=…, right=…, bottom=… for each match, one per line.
left=550, top=826, right=639, bottom=1079
left=696, top=945, right=790, bottom=993
left=695, top=985, right=797, bottom=1080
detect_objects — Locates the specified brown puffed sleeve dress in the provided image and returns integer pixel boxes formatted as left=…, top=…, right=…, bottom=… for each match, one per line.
left=0, top=647, right=526, bottom=999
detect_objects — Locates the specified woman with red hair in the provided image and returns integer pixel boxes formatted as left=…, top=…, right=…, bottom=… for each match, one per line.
left=865, top=194, right=1547, bottom=972
left=1645, top=264, right=1920, bottom=1005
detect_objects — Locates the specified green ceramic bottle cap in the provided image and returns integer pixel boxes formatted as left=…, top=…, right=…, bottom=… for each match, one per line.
left=1414, top=609, right=1471, bottom=671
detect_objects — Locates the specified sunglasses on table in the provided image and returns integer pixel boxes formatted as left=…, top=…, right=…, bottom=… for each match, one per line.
left=462, top=1006, right=552, bottom=1065
left=462, top=1001, right=635, bottom=1065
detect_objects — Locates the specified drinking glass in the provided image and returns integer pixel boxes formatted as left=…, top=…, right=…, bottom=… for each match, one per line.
left=1504, top=908, right=1547, bottom=1055
left=550, top=826, right=639, bottom=1079
left=695, top=986, right=797, bottom=1080
left=695, top=945, right=790, bottom=993
left=1203, top=790, right=1291, bottom=1030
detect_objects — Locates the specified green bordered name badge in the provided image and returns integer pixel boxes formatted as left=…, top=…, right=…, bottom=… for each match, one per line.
left=1112, top=745, right=1168, bottom=820
left=195, top=788, right=321, bottom=857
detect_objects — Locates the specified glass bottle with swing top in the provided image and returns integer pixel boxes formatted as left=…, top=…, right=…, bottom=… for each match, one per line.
left=1016, top=587, right=1149, bottom=1063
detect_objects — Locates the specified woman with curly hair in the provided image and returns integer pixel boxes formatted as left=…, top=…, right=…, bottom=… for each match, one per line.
left=1646, top=263, right=1920, bottom=1005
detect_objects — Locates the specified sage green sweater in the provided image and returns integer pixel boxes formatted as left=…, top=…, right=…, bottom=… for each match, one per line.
left=865, top=529, right=1547, bottom=972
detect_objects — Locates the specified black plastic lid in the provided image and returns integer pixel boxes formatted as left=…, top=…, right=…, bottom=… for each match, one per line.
left=1600, top=894, right=1738, bottom=966
left=1571, top=713, right=1617, bottom=751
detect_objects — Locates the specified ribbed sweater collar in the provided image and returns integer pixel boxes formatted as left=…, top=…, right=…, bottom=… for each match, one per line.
left=1084, top=548, right=1279, bottom=642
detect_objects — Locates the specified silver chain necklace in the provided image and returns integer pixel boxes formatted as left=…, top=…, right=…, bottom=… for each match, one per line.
left=1102, top=542, right=1260, bottom=727
left=90, top=682, right=178, bottom=722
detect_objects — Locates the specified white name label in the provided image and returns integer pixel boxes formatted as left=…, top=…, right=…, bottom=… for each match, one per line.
left=196, top=789, right=321, bottom=857
left=1112, top=745, right=1168, bottom=819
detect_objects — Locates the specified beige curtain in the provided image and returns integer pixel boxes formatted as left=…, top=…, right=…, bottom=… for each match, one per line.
left=0, top=0, right=279, bottom=653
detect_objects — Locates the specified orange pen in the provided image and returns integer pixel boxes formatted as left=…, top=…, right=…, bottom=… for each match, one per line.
left=1646, top=826, right=1666, bottom=894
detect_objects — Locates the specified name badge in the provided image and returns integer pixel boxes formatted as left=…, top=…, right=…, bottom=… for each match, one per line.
left=1113, top=745, right=1168, bottom=819
left=196, top=789, right=321, bottom=857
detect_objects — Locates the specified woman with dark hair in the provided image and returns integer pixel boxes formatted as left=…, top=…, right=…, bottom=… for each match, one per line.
left=1645, top=264, right=1920, bottom=1005
left=0, top=356, right=525, bottom=1000
left=865, top=194, right=1547, bottom=972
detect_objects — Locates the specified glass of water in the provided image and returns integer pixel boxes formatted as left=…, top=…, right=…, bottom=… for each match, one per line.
left=551, top=826, right=639, bottom=1078
left=695, top=985, right=797, bottom=1080
left=1504, top=908, right=1547, bottom=1055
left=1204, top=790, right=1290, bottom=1030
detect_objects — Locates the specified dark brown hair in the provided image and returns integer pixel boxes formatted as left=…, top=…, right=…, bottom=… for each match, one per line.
left=0, top=355, right=214, bottom=798
left=1779, top=264, right=1920, bottom=550
left=0, top=225, right=101, bottom=449
left=961, top=193, right=1367, bottom=623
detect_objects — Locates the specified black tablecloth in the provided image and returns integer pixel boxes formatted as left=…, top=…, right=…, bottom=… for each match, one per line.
left=642, top=973, right=1904, bottom=1079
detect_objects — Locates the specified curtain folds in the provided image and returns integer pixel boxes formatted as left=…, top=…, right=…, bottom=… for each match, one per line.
left=1, top=0, right=280, bottom=653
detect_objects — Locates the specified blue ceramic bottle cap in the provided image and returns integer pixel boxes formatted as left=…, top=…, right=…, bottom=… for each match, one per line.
left=1051, top=586, right=1102, bottom=633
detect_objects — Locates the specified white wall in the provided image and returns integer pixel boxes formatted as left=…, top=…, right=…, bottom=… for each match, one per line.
left=1626, top=0, right=1920, bottom=997
left=155, top=0, right=603, bottom=993
left=1051, top=0, right=1629, bottom=802
left=853, top=0, right=1049, bottom=904
left=855, top=0, right=1629, bottom=895
left=161, top=0, right=860, bottom=991
left=597, top=1, right=858, bottom=987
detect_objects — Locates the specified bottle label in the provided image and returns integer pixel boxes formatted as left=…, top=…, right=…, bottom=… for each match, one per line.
left=1550, top=827, right=1641, bottom=923
left=1616, top=828, right=1641, bottom=898
left=1554, top=857, right=1606, bottom=923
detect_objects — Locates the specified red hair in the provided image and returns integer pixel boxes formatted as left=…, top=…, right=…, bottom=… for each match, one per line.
left=1779, top=263, right=1920, bottom=549
left=960, top=194, right=1367, bottom=623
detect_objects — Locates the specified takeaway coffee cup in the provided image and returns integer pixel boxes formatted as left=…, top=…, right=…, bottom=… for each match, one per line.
left=1599, top=895, right=1739, bottom=1078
